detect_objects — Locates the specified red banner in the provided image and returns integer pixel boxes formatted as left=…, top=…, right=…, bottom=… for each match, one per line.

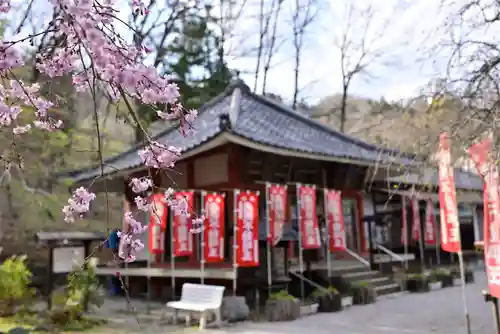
left=235, top=191, right=260, bottom=267
left=401, top=196, right=408, bottom=245
left=149, top=193, right=166, bottom=254
left=411, top=197, right=421, bottom=241
left=467, top=136, right=500, bottom=297
left=172, top=191, right=194, bottom=257
left=324, top=189, right=346, bottom=251
left=298, top=185, right=320, bottom=249
left=203, top=193, right=225, bottom=262
left=438, top=132, right=461, bottom=253
left=425, top=200, right=437, bottom=245
left=267, top=184, right=287, bottom=246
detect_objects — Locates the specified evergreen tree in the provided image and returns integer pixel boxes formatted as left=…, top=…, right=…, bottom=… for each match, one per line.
left=165, top=7, right=234, bottom=110
left=133, top=8, right=233, bottom=142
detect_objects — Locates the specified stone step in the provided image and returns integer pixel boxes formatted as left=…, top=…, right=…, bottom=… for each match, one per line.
left=375, top=283, right=401, bottom=296
left=364, top=276, right=392, bottom=287
left=340, top=269, right=400, bottom=295
left=343, top=275, right=392, bottom=288
left=342, top=270, right=381, bottom=280
left=328, top=265, right=372, bottom=276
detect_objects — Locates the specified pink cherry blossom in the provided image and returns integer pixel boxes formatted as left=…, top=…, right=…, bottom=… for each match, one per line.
left=185, top=110, right=198, bottom=123
left=134, top=196, right=150, bottom=212
left=13, top=125, right=31, bottom=135
left=129, top=177, right=152, bottom=193
left=124, top=212, right=148, bottom=234
left=190, top=216, right=205, bottom=234
left=62, top=187, right=96, bottom=223
left=170, top=196, right=189, bottom=216
left=138, top=142, right=181, bottom=169
left=117, top=212, right=148, bottom=261
left=0, top=0, right=9, bottom=12
left=0, top=0, right=206, bottom=263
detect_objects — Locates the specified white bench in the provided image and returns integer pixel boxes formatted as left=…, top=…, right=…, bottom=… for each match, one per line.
left=166, top=283, right=225, bottom=329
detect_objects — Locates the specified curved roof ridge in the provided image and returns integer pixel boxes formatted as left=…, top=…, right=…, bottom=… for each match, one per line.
left=247, top=90, right=416, bottom=160
left=64, top=83, right=237, bottom=177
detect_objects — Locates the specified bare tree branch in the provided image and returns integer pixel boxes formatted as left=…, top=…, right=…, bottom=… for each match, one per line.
left=334, top=3, right=390, bottom=133
left=253, top=0, right=277, bottom=92
left=262, top=0, right=285, bottom=94
left=291, top=0, right=318, bottom=109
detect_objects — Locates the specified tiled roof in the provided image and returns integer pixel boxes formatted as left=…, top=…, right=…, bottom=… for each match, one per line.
left=386, top=168, right=483, bottom=191
left=67, top=90, right=234, bottom=182
left=232, top=91, right=413, bottom=164
left=68, top=80, right=415, bottom=183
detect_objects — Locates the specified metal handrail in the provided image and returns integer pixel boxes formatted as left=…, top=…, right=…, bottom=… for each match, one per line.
left=289, top=270, right=330, bottom=294
left=345, top=248, right=370, bottom=266
left=376, top=244, right=405, bottom=263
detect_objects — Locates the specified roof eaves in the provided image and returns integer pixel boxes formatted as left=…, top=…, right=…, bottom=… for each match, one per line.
left=226, top=130, right=410, bottom=167
left=71, top=130, right=228, bottom=184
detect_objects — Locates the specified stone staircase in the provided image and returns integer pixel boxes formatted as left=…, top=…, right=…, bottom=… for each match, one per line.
left=338, top=264, right=401, bottom=297
left=288, top=258, right=402, bottom=298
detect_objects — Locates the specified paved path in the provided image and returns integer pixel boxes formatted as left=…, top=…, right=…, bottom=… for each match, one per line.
left=97, top=271, right=496, bottom=334
left=206, top=271, right=495, bottom=334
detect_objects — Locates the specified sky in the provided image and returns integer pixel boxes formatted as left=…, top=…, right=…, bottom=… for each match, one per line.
left=225, top=0, right=449, bottom=104
left=5, top=0, right=453, bottom=105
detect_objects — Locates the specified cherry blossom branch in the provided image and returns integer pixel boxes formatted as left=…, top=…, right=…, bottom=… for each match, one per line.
left=0, top=164, right=51, bottom=196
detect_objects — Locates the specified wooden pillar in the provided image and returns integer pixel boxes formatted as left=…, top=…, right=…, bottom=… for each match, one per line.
left=356, top=192, right=366, bottom=253
left=368, top=193, right=377, bottom=269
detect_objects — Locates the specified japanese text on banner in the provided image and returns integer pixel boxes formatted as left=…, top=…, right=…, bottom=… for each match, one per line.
left=173, top=191, right=194, bottom=257
left=411, top=197, right=421, bottom=241
left=236, top=191, right=260, bottom=267
left=149, top=193, right=166, bottom=254
left=268, top=184, right=287, bottom=246
left=439, top=133, right=461, bottom=253
left=425, top=200, right=437, bottom=245
left=401, top=196, right=408, bottom=246
left=467, top=136, right=500, bottom=294
left=203, top=193, right=225, bottom=262
left=298, top=185, right=320, bottom=249
left=324, top=189, right=346, bottom=251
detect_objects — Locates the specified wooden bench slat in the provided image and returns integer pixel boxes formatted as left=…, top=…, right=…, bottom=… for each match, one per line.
left=165, top=283, right=225, bottom=330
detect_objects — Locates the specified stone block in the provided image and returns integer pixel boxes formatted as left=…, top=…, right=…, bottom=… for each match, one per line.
left=221, top=296, right=249, bottom=322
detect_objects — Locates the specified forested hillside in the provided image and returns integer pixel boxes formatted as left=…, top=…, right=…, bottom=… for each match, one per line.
left=311, top=92, right=487, bottom=168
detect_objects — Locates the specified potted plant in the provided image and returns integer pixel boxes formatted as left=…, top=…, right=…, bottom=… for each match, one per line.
left=329, top=276, right=353, bottom=307
left=311, top=286, right=342, bottom=313
left=351, top=281, right=376, bottom=305
left=265, top=290, right=300, bottom=322
left=299, top=299, right=319, bottom=317
left=434, top=268, right=453, bottom=288
left=405, top=273, right=429, bottom=292
left=428, top=272, right=442, bottom=290
left=339, top=282, right=353, bottom=308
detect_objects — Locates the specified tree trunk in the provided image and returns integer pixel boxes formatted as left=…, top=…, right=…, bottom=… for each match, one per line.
left=340, top=86, right=348, bottom=133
